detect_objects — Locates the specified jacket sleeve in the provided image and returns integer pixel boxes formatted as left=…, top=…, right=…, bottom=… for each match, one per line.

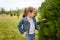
left=34, top=19, right=41, bottom=30
left=36, top=21, right=41, bottom=25
left=18, top=19, right=24, bottom=34
left=35, top=21, right=40, bottom=30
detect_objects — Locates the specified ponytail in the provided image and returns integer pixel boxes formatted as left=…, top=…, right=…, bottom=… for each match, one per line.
left=23, top=8, right=27, bottom=17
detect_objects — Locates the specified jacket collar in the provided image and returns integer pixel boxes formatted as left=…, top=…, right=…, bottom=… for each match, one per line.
left=24, top=16, right=35, bottom=23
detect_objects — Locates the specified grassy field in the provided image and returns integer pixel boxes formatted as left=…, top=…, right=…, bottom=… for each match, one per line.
left=0, top=16, right=38, bottom=40
left=0, top=16, right=25, bottom=40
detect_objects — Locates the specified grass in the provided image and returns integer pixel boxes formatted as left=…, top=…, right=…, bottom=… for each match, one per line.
left=0, top=16, right=25, bottom=40
left=0, top=16, right=38, bottom=40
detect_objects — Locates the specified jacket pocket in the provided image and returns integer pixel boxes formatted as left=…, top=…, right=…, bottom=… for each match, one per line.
left=23, top=21, right=30, bottom=32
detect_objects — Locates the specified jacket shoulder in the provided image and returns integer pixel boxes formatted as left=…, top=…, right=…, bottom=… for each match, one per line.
left=21, top=17, right=27, bottom=22
left=22, top=17, right=26, bottom=20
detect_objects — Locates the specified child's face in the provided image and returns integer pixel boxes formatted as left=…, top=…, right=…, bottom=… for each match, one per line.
left=28, top=10, right=35, bottom=18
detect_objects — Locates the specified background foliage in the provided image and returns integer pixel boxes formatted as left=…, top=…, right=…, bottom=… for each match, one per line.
left=38, top=0, right=60, bottom=40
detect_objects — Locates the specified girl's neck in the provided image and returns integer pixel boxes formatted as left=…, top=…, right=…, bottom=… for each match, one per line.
left=27, top=16, right=32, bottom=19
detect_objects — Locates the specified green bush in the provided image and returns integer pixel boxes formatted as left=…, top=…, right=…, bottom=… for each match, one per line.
left=38, top=0, right=60, bottom=40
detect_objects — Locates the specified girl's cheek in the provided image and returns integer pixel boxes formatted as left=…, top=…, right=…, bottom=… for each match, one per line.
left=32, top=13, right=34, bottom=16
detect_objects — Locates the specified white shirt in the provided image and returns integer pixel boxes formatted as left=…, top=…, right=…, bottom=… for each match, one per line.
left=27, top=17, right=35, bottom=34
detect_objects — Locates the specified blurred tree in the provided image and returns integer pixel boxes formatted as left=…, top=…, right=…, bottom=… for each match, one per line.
left=16, top=9, right=22, bottom=18
left=0, top=8, right=22, bottom=17
left=38, top=0, right=60, bottom=40
left=0, top=8, right=5, bottom=14
left=9, top=10, right=13, bottom=16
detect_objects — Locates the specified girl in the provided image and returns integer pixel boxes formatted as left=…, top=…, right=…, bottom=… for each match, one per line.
left=18, top=7, right=46, bottom=40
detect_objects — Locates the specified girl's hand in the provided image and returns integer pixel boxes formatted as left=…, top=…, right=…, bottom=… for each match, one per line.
left=42, top=18, right=47, bottom=21
left=42, top=18, right=47, bottom=22
left=24, top=31, right=28, bottom=36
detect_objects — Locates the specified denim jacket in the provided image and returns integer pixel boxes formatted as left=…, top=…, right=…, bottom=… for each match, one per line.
left=18, top=16, right=41, bottom=34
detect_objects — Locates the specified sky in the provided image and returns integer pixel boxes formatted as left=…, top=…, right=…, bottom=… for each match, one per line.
left=0, top=0, right=44, bottom=11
